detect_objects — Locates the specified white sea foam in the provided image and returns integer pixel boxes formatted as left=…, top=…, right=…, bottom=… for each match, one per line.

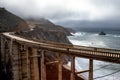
left=68, top=37, right=108, bottom=48
left=107, top=34, right=120, bottom=38
left=68, top=39, right=91, bottom=46
left=67, top=32, right=120, bottom=80
left=71, top=32, right=85, bottom=36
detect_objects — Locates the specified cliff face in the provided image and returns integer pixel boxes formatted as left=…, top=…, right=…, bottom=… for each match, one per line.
left=0, top=8, right=29, bottom=33
left=15, top=21, right=71, bottom=63
left=16, top=27, right=71, bottom=44
left=0, top=8, right=83, bottom=80
left=16, top=18, right=73, bottom=44
left=15, top=19, right=84, bottom=80
left=26, top=18, right=74, bottom=36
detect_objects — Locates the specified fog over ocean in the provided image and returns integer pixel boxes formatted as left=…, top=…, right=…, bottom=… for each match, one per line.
left=68, top=31, right=120, bottom=80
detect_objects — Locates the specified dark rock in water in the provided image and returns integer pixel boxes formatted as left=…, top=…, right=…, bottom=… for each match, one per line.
left=99, top=31, right=106, bottom=35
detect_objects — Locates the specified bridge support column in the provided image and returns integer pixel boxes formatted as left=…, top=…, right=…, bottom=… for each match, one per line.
left=12, top=43, right=22, bottom=80
left=18, top=45, right=22, bottom=80
left=71, top=56, right=75, bottom=80
left=1, top=36, right=5, bottom=65
left=41, top=50, right=46, bottom=80
left=89, top=58, right=93, bottom=80
left=9, top=39, right=14, bottom=79
left=4, top=41, right=7, bottom=73
left=32, top=48, right=40, bottom=80
left=58, top=53, right=62, bottom=80
left=26, top=48, right=31, bottom=80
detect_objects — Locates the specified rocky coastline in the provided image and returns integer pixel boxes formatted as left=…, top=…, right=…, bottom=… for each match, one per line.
left=0, top=8, right=84, bottom=80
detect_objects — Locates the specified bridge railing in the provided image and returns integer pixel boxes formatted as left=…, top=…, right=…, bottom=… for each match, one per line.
left=1, top=33, right=120, bottom=80
left=2, top=33, right=120, bottom=63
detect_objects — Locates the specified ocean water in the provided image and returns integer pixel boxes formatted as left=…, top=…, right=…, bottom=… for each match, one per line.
left=67, top=31, right=120, bottom=80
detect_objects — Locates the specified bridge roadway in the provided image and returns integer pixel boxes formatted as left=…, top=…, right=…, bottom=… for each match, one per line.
left=2, top=32, right=120, bottom=64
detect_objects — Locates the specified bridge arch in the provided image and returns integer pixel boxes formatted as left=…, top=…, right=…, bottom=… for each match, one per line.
left=1, top=33, right=120, bottom=80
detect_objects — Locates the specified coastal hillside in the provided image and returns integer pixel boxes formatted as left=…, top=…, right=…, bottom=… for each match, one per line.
left=0, top=8, right=84, bottom=80
left=16, top=18, right=73, bottom=43
left=15, top=19, right=84, bottom=80
left=0, top=8, right=29, bottom=32
left=26, top=18, right=74, bottom=36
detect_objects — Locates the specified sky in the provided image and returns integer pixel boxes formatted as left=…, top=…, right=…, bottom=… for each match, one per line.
left=0, top=0, right=120, bottom=29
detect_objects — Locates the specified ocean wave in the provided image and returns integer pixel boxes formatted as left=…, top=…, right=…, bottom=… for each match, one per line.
left=71, top=32, right=85, bottom=36
left=68, top=31, right=120, bottom=80
left=72, top=32, right=120, bottom=38
left=106, top=34, right=120, bottom=38
left=68, top=39, right=108, bottom=48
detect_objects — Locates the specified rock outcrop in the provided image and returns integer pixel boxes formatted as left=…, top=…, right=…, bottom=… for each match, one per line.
left=26, top=18, right=74, bottom=36
left=15, top=20, right=72, bottom=62
left=16, top=27, right=71, bottom=44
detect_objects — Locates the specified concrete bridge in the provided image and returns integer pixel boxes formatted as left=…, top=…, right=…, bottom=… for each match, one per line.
left=1, top=32, right=120, bottom=80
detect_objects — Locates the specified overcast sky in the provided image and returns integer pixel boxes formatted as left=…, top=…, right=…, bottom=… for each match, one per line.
left=0, top=0, right=120, bottom=29
left=0, top=0, right=120, bottom=21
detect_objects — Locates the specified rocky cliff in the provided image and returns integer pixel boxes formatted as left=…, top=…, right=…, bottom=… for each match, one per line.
left=26, top=18, right=74, bottom=35
left=15, top=19, right=84, bottom=80
left=15, top=20, right=72, bottom=62
left=0, top=8, right=84, bottom=80
left=16, top=26, right=71, bottom=44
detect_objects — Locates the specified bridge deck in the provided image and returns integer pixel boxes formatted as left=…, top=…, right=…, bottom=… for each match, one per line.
left=2, top=33, right=120, bottom=64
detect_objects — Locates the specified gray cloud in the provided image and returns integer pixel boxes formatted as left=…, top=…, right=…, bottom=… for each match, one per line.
left=0, top=0, right=120, bottom=29
left=92, top=0, right=120, bottom=6
left=56, top=19, right=120, bottom=32
left=0, top=0, right=120, bottom=20
left=91, top=0, right=120, bottom=17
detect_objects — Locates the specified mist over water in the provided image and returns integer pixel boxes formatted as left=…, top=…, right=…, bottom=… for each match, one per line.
left=68, top=31, right=120, bottom=80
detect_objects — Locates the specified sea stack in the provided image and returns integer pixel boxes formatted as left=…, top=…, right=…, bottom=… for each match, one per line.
left=99, top=31, right=106, bottom=35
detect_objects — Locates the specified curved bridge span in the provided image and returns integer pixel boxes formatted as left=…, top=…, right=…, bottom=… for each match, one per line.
left=1, top=33, right=120, bottom=80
